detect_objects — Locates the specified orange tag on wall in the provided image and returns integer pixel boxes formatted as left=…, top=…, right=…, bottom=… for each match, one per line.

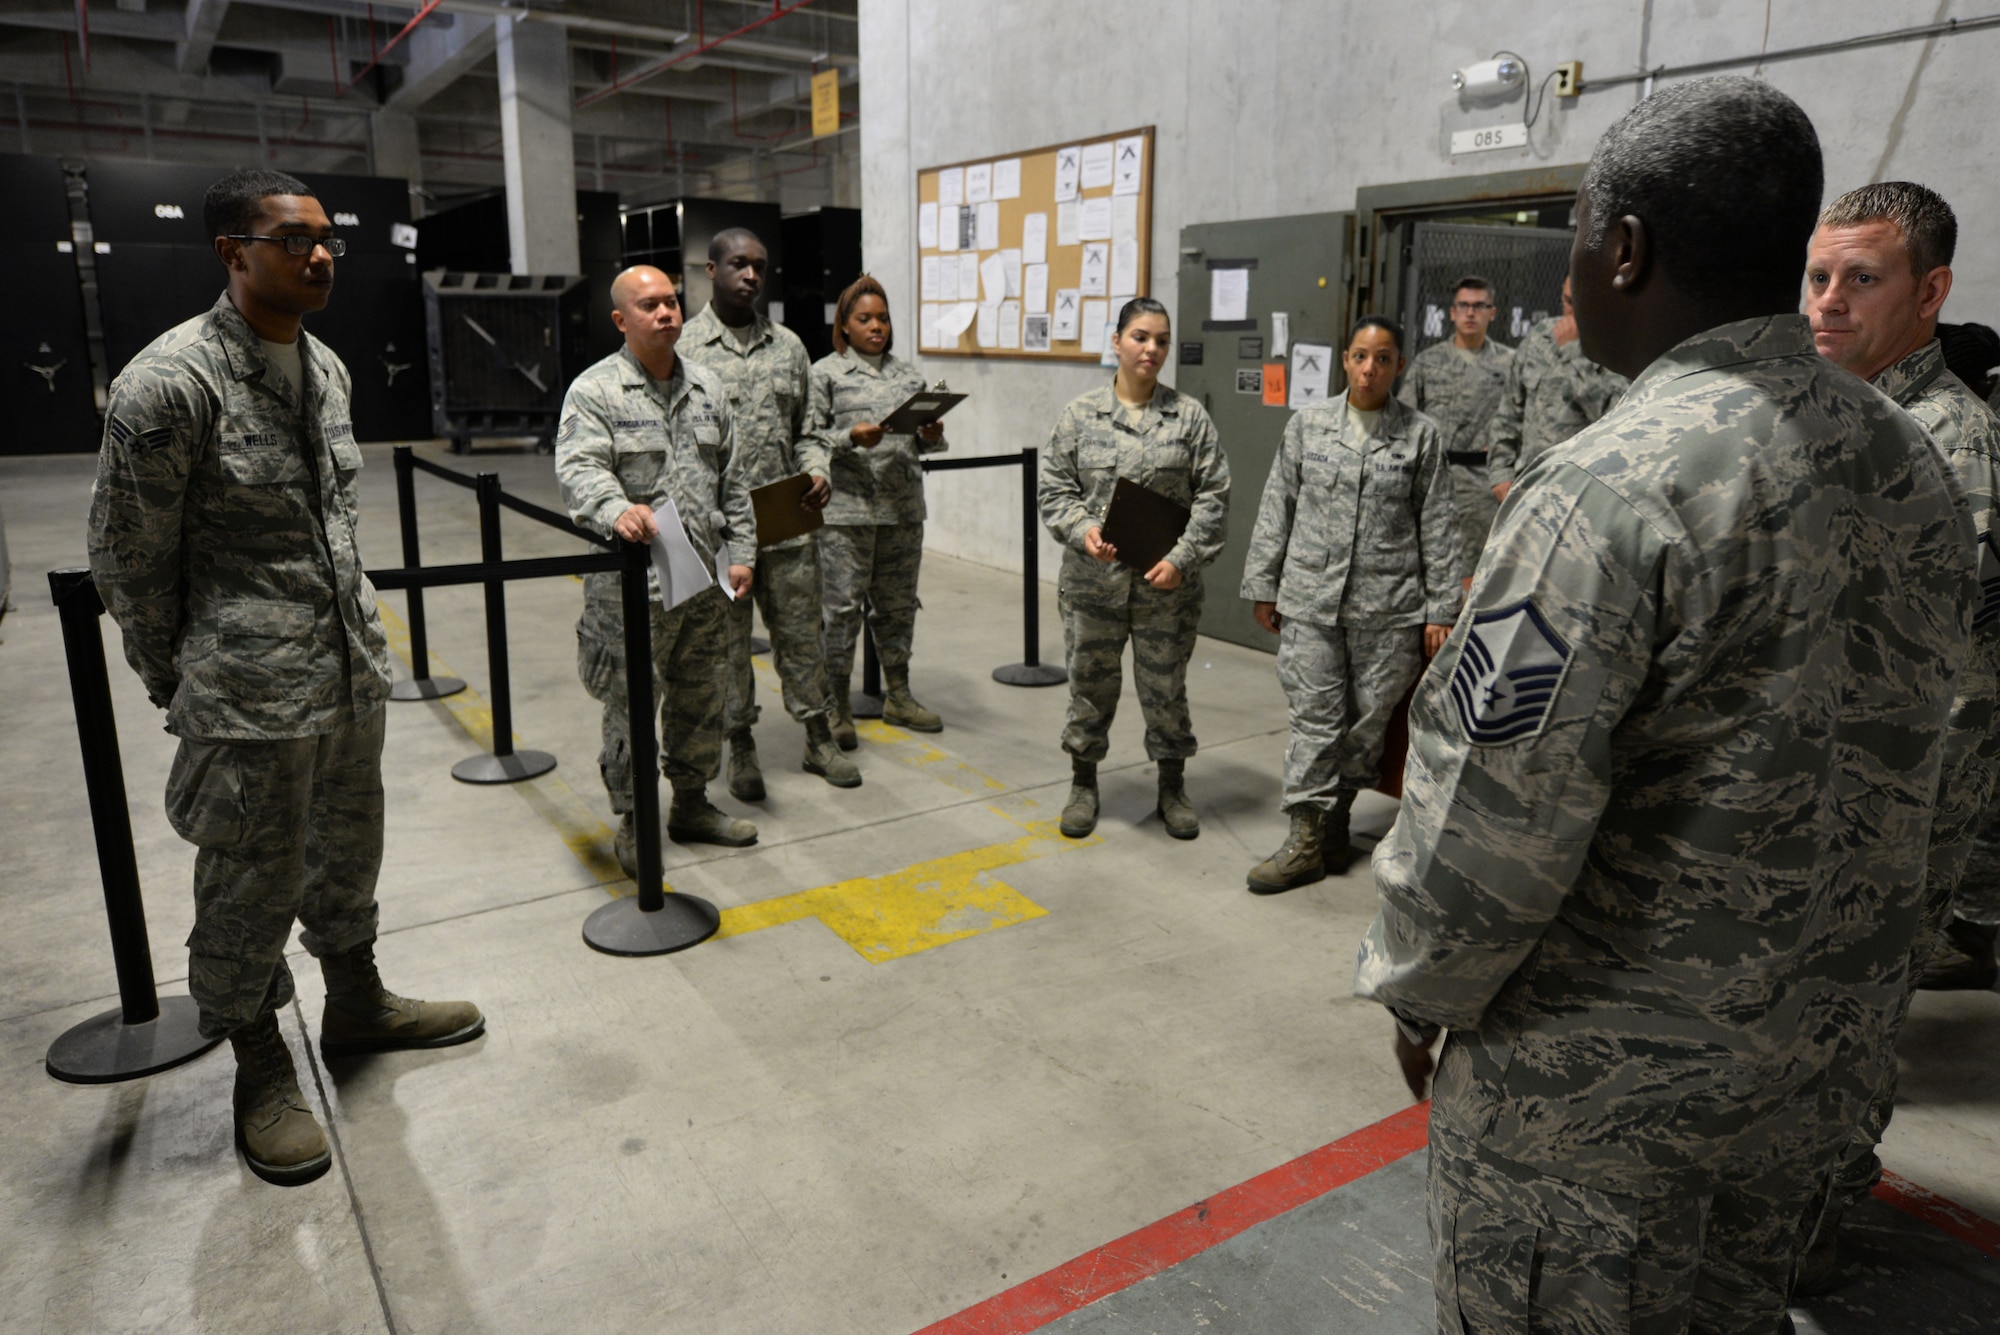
left=1262, top=363, right=1287, bottom=406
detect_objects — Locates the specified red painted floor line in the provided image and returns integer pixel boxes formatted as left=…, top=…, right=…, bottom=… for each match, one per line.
left=911, top=1100, right=1433, bottom=1335
left=1874, top=1170, right=2000, bottom=1260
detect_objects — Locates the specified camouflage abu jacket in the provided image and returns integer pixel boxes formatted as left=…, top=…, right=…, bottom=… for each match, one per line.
left=1240, top=392, right=1461, bottom=629
left=679, top=305, right=825, bottom=551
left=87, top=292, right=391, bottom=741
left=1486, top=316, right=1629, bottom=486
left=1040, top=382, right=1231, bottom=609
left=807, top=349, right=944, bottom=526
left=1397, top=336, right=1513, bottom=457
left=1355, top=315, right=1976, bottom=1196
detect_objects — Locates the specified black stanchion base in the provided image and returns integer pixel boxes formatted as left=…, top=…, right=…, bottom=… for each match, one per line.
left=582, top=893, right=722, bottom=956
left=452, top=749, right=558, bottom=784
left=390, top=675, right=468, bottom=701
left=46, top=995, right=221, bottom=1085
left=850, top=691, right=885, bottom=720
left=993, top=662, right=1068, bottom=687
left=748, top=636, right=772, bottom=656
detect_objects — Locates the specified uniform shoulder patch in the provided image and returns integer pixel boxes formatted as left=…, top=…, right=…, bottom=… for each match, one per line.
left=1978, top=530, right=2000, bottom=633
left=1448, top=598, right=1572, bottom=744
left=107, top=414, right=174, bottom=454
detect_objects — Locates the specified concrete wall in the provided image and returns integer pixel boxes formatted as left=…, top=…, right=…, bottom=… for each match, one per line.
left=860, top=0, right=2000, bottom=579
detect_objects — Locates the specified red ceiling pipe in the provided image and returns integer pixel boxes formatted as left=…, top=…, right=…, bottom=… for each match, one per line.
left=337, top=0, right=445, bottom=97
left=575, top=0, right=820, bottom=110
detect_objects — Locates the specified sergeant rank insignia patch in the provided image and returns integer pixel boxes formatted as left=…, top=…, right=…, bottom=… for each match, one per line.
left=1449, top=598, right=1571, bottom=744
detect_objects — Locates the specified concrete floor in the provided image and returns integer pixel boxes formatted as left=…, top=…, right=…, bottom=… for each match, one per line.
left=3, top=443, right=1999, bottom=1334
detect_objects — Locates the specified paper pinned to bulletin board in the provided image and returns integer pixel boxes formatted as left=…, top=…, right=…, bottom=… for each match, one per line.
left=916, top=127, right=1155, bottom=363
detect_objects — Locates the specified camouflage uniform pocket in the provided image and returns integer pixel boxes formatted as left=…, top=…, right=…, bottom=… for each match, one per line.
left=576, top=628, right=622, bottom=702
left=164, top=739, right=246, bottom=848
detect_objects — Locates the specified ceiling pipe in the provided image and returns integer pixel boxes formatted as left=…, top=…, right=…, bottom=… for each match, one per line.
left=337, top=0, right=445, bottom=95
left=575, top=0, right=821, bottom=111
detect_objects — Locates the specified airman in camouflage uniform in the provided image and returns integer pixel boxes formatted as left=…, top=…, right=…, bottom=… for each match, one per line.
left=1040, top=375, right=1230, bottom=839
left=88, top=170, right=480, bottom=1188
left=1485, top=314, right=1628, bottom=494
left=808, top=332, right=947, bottom=741
left=1398, top=299, right=1512, bottom=580
left=1358, top=77, right=1978, bottom=1333
left=557, top=268, right=760, bottom=863
left=1240, top=381, right=1459, bottom=893
left=680, top=287, right=855, bottom=796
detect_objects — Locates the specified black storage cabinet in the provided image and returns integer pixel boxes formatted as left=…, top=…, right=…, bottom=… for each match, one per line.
left=0, top=153, right=99, bottom=454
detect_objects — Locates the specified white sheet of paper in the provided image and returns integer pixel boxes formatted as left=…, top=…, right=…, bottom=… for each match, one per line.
left=979, top=252, right=1008, bottom=304
left=1111, top=194, right=1139, bottom=244
left=1110, top=240, right=1139, bottom=298
left=960, top=205, right=977, bottom=249
left=649, top=498, right=715, bottom=612
left=938, top=205, right=959, bottom=251
left=1022, top=212, right=1049, bottom=265
left=1210, top=267, right=1250, bottom=322
left=976, top=302, right=999, bottom=348
left=1080, top=242, right=1109, bottom=296
left=998, top=300, right=1022, bottom=349
left=1023, top=263, right=1049, bottom=313
left=965, top=162, right=992, bottom=203
left=1052, top=289, right=1081, bottom=340
left=937, top=167, right=964, bottom=208
left=1271, top=311, right=1291, bottom=357
left=1054, top=146, right=1082, bottom=202
left=1079, top=196, right=1113, bottom=241
left=1290, top=341, right=1334, bottom=409
left=714, top=541, right=737, bottom=602
left=920, top=255, right=941, bottom=301
left=959, top=253, right=981, bottom=301
left=918, top=202, right=938, bottom=249
left=1081, top=299, right=1108, bottom=350
left=1056, top=201, right=1081, bottom=247
left=1080, top=141, right=1114, bottom=189
left=1002, top=249, right=1022, bottom=298
left=1113, top=134, right=1145, bottom=195
left=938, top=301, right=978, bottom=341
left=993, top=158, right=1022, bottom=200
left=976, top=201, right=1001, bottom=251
left=1023, top=313, right=1052, bottom=352
left=1100, top=320, right=1120, bottom=367
left=920, top=302, right=941, bottom=349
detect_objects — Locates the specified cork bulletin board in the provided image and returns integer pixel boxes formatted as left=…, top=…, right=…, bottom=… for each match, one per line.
left=914, top=126, right=1155, bottom=363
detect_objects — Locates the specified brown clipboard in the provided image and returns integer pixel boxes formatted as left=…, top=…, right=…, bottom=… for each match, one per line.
left=879, top=389, right=967, bottom=435
left=749, top=473, right=824, bottom=547
left=1101, top=477, right=1191, bottom=574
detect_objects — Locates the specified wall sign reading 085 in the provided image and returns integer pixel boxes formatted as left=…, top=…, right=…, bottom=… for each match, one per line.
left=1451, top=123, right=1528, bottom=155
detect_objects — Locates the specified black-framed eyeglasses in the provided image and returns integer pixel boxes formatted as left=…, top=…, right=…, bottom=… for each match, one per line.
left=1451, top=300, right=1495, bottom=311
left=226, top=233, right=346, bottom=257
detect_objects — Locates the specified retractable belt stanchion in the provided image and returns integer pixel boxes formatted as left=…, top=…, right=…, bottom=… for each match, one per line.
left=388, top=445, right=467, bottom=702
left=582, top=539, right=722, bottom=956
left=44, top=569, right=222, bottom=1084
left=450, top=471, right=558, bottom=784
left=851, top=619, right=885, bottom=720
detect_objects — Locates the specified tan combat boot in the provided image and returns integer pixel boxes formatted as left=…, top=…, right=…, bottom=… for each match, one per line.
left=1248, top=808, right=1325, bottom=894
left=828, top=674, right=859, bottom=751
left=613, top=812, right=639, bottom=879
left=727, top=728, right=766, bottom=802
left=320, top=944, right=486, bottom=1057
left=1156, top=759, right=1199, bottom=840
left=667, top=787, right=759, bottom=847
left=804, top=717, right=863, bottom=788
left=883, top=665, right=943, bottom=732
left=1060, top=760, right=1099, bottom=839
left=230, top=1011, right=332, bottom=1185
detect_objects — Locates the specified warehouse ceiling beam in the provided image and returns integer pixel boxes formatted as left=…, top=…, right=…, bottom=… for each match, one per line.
left=573, top=0, right=823, bottom=110
left=382, top=8, right=493, bottom=109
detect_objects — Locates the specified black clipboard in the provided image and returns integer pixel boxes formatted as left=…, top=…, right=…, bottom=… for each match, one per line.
left=1101, top=477, right=1191, bottom=574
left=749, top=473, right=824, bottom=547
left=879, top=389, right=967, bottom=435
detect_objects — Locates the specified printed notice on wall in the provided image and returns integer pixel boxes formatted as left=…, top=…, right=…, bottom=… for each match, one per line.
left=1023, top=263, right=1049, bottom=313
left=937, top=167, right=964, bottom=207
left=965, top=162, right=993, bottom=203
left=998, top=300, right=1022, bottom=349
left=919, top=303, right=940, bottom=349
left=1112, top=135, right=1145, bottom=195
left=920, top=256, right=940, bottom=300
left=918, top=202, right=938, bottom=249
left=1110, top=241, right=1139, bottom=298
left=993, top=158, right=1022, bottom=200
left=976, top=201, right=1001, bottom=251
left=1054, top=146, right=1082, bottom=202
left=1209, top=267, right=1250, bottom=323
left=1080, top=242, right=1109, bottom=295
left=1289, top=342, right=1333, bottom=409
left=1111, top=194, right=1139, bottom=244
left=1078, top=196, right=1113, bottom=242
left=1080, top=141, right=1114, bottom=189
left=1022, top=212, right=1049, bottom=265
left=1052, top=289, right=1081, bottom=340
left=1023, top=313, right=1052, bottom=352
left=1056, top=200, right=1081, bottom=247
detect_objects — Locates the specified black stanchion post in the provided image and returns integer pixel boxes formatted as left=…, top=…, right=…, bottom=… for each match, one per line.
left=993, top=446, right=1067, bottom=687
left=44, top=569, right=221, bottom=1084
left=583, top=540, right=721, bottom=956
left=851, top=614, right=885, bottom=719
left=451, top=472, right=557, bottom=784
left=389, top=446, right=467, bottom=702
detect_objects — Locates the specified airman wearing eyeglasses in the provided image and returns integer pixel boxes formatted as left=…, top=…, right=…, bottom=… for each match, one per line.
left=1397, top=275, right=1515, bottom=580
left=88, top=169, right=481, bottom=1189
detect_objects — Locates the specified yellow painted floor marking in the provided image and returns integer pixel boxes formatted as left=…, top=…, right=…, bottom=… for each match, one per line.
left=714, top=813, right=1093, bottom=962
left=377, top=601, right=625, bottom=887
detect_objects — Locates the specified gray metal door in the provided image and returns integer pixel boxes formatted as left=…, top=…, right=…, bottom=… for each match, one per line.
left=1175, top=211, right=1352, bottom=652
left=1401, top=222, right=1572, bottom=354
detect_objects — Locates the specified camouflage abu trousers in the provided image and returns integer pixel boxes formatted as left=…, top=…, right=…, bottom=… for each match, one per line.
left=1276, top=619, right=1423, bottom=810
left=166, top=705, right=385, bottom=1039
left=1430, top=1119, right=1824, bottom=1335
left=1453, top=461, right=1500, bottom=581
left=1947, top=734, right=2000, bottom=927
left=725, top=538, right=835, bottom=733
left=819, top=521, right=923, bottom=680
left=577, top=573, right=727, bottom=810
left=1059, top=581, right=1202, bottom=764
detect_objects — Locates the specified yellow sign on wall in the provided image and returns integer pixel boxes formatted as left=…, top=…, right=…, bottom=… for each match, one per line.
left=811, top=68, right=840, bottom=139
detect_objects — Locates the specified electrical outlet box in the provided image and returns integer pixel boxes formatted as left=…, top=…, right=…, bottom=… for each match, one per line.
left=1554, top=61, right=1584, bottom=98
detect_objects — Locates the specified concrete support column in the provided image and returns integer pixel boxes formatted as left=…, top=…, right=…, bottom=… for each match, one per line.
left=496, top=16, right=579, bottom=275
left=370, top=110, right=423, bottom=210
